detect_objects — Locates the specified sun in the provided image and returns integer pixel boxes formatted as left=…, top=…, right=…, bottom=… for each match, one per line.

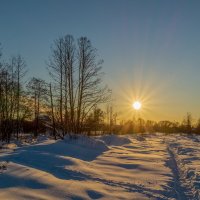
left=132, top=101, right=142, bottom=110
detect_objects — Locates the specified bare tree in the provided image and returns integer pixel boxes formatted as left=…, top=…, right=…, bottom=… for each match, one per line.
left=64, top=35, right=75, bottom=133
left=182, top=112, right=192, bottom=133
left=49, top=83, right=56, bottom=139
left=12, top=56, right=27, bottom=139
left=48, top=35, right=110, bottom=135
left=48, top=36, right=74, bottom=135
left=27, top=77, right=47, bottom=137
left=75, top=37, right=109, bottom=133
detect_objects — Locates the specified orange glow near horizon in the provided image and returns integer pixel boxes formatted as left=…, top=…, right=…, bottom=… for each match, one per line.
left=109, top=62, right=180, bottom=122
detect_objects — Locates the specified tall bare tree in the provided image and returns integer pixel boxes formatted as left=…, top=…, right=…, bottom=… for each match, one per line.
left=49, top=83, right=56, bottom=139
left=48, top=35, right=76, bottom=134
left=48, top=37, right=65, bottom=135
left=64, top=35, right=75, bottom=133
left=13, top=56, right=27, bottom=139
left=27, top=77, right=47, bottom=137
left=75, top=37, right=109, bottom=133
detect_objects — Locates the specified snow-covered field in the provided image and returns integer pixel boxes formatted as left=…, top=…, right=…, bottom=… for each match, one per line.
left=0, top=133, right=200, bottom=200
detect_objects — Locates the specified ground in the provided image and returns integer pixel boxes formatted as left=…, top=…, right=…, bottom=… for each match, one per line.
left=0, top=133, right=200, bottom=200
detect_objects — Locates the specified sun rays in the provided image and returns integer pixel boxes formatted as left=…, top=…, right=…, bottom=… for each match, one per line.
left=112, top=63, right=174, bottom=121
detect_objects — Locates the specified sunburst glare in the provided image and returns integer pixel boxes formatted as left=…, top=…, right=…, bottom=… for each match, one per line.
left=132, top=101, right=142, bottom=110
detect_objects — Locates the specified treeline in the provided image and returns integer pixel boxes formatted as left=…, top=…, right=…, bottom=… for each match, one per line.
left=0, top=55, right=29, bottom=142
left=116, top=112, right=200, bottom=134
left=0, top=35, right=110, bottom=142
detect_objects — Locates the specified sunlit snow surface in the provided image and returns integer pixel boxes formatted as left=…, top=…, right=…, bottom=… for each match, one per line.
left=0, top=133, right=200, bottom=200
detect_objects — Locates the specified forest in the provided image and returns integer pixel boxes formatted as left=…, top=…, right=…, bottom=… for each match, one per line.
left=0, top=35, right=199, bottom=143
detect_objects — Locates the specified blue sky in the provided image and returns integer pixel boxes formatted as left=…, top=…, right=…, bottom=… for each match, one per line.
left=0, top=0, right=200, bottom=121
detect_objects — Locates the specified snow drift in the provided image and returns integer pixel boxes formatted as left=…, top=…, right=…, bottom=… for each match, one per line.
left=1, top=133, right=200, bottom=200
left=64, top=134, right=109, bottom=152
left=99, top=134, right=131, bottom=146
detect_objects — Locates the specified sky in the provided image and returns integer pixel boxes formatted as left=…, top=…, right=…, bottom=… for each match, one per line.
left=0, top=0, right=200, bottom=122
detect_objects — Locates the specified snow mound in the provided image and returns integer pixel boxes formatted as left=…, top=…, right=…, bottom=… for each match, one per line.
left=64, top=134, right=109, bottom=152
left=1, top=142, right=18, bottom=150
left=99, top=134, right=131, bottom=146
left=37, top=134, right=49, bottom=142
left=6, top=143, right=18, bottom=149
